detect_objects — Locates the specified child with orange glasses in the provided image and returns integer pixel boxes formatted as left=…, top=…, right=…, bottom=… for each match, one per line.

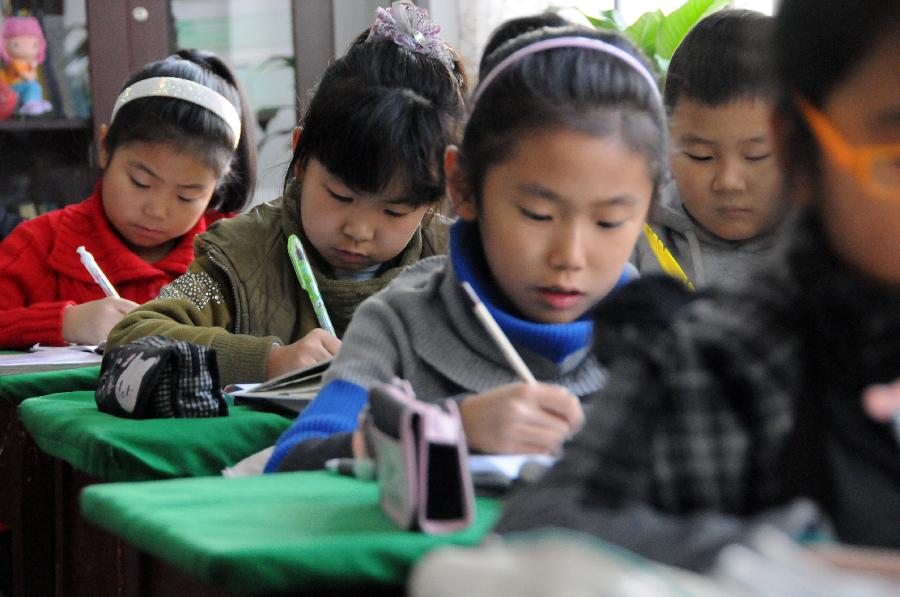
left=498, top=0, right=900, bottom=571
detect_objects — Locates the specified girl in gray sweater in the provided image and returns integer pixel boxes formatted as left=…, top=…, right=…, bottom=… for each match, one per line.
left=267, top=25, right=671, bottom=472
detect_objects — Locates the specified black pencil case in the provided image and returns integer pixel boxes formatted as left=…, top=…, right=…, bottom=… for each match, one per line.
left=96, top=336, right=227, bottom=419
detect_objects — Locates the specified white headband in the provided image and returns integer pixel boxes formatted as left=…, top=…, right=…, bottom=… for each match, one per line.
left=110, top=77, right=242, bottom=149
left=470, top=36, right=662, bottom=110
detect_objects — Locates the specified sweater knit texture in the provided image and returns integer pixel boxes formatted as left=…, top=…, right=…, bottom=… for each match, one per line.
left=0, top=184, right=222, bottom=348
left=107, top=180, right=448, bottom=386
left=266, top=220, right=629, bottom=472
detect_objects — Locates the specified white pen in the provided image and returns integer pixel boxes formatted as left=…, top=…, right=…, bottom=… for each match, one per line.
left=460, top=281, right=537, bottom=385
left=325, top=457, right=376, bottom=481
left=76, top=246, right=120, bottom=299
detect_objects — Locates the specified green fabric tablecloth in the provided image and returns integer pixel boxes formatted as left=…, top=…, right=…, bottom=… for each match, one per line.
left=18, top=391, right=291, bottom=481
left=80, top=471, right=501, bottom=593
left=0, top=365, right=101, bottom=405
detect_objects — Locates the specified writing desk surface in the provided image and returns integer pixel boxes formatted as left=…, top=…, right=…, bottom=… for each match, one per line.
left=0, top=364, right=101, bottom=405
left=18, top=390, right=291, bottom=481
left=80, top=471, right=501, bottom=594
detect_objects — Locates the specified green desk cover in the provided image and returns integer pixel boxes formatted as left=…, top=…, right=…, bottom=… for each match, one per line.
left=81, top=471, right=501, bottom=593
left=18, top=391, right=291, bottom=481
left=0, top=365, right=101, bottom=405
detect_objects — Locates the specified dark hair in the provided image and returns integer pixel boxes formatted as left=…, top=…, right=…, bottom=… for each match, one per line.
left=103, top=49, right=257, bottom=214
left=286, top=33, right=467, bottom=209
left=664, top=9, right=775, bottom=112
left=461, top=26, right=667, bottom=207
left=478, top=12, right=571, bottom=80
left=774, top=0, right=900, bottom=188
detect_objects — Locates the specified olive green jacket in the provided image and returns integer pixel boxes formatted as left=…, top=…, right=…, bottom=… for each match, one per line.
left=107, top=182, right=449, bottom=385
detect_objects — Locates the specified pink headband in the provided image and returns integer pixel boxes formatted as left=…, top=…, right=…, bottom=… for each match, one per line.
left=470, top=36, right=662, bottom=110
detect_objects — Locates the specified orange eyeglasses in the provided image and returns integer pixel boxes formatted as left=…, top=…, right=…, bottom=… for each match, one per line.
left=796, top=96, right=900, bottom=202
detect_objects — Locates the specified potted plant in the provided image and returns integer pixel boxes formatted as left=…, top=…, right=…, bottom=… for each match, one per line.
left=584, top=0, right=731, bottom=78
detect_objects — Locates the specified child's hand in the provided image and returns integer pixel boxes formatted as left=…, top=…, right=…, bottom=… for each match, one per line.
left=265, top=328, right=341, bottom=380
left=459, top=382, right=584, bottom=454
left=62, top=297, right=140, bottom=345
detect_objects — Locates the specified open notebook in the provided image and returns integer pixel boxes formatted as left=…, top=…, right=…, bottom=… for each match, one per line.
left=0, top=344, right=103, bottom=375
left=228, top=358, right=332, bottom=415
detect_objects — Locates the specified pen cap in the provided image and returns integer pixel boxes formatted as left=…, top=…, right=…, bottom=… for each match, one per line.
left=76, top=245, right=92, bottom=263
left=287, top=235, right=311, bottom=291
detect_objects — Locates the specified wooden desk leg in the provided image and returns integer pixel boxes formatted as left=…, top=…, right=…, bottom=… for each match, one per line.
left=55, top=465, right=126, bottom=597
left=3, top=405, right=56, bottom=597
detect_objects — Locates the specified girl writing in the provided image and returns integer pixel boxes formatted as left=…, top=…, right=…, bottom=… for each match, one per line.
left=498, top=0, right=900, bottom=569
left=266, top=25, right=669, bottom=472
left=0, top=49, right=256, bottom=348
left=107, top=1, right=467, bottom=386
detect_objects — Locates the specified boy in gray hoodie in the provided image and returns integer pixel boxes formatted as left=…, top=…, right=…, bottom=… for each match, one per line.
left=633, top=10, right=792, bottom=289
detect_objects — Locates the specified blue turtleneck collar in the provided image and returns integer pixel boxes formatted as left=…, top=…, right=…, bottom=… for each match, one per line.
left=449, top=219, right=636, bottom=364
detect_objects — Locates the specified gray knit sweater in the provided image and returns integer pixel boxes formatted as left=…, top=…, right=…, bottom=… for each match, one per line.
left=632, top=181, right=788, bottom=289
left=269, top=228, right=609, bottom=472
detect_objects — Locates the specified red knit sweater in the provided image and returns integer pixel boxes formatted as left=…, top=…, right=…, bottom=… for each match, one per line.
left=0, top=184, right=227, bottom=348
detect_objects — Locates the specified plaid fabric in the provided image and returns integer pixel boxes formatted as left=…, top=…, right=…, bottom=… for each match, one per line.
left=498, top=208, right=900, bottom=566
left=97, top=336, right=227, bottom=419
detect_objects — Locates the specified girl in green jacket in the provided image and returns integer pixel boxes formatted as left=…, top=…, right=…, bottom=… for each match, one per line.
left=108, top=2, right=466, bottom=386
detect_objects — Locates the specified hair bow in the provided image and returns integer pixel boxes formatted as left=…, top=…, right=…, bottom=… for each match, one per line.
left=367, top=1, right=455, bottom=69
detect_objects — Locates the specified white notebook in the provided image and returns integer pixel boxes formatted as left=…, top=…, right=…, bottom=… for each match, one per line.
left=0, top=345, right=102, bottom=375
left=229, top=358, right=332, bottom=414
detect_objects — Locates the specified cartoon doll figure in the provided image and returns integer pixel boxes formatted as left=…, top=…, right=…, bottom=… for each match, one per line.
left=1, top=16, right=52, bottom=115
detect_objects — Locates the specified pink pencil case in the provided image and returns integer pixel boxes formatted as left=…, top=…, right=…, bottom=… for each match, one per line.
left=367, top=379, right=474, bottom=534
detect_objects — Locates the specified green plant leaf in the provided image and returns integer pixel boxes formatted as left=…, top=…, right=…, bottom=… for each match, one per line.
left=655, top=0, right=730, bottom=61
left=624, top=9, right=664, bottom=58
left=584, top=9, right=627, bottom=32
left=602, top=9, right=629, bottom=31
left=255, top=54, right=295, bottom=71
left=654, top=55, right=671, bottom=74
left=585, top=14, right=616, bottom=30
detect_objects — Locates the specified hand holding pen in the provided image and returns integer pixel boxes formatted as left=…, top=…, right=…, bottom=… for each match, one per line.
left=457, top=282, right=584, bottom=454
left=61, top=246, right=138, bottom=344
left=264, top=235, right=342, bottom=380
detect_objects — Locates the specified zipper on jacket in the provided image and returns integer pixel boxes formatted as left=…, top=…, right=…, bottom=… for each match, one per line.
left=207, top=250, right=245, bottom=334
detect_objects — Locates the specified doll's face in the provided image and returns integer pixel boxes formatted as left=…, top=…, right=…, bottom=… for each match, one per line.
left=4, top=35, right=40, bottom=62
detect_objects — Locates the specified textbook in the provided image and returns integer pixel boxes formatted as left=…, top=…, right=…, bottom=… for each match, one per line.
left=229, top=358, right=332, bottom=415
left=0, top=345, right=102, bottom=375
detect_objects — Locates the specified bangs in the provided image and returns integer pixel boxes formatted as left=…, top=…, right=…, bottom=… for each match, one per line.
left=298, top=83, right=447, bottom=207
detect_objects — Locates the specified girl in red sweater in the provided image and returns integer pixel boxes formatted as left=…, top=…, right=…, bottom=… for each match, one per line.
left=0, top=49, right=256, bottom=348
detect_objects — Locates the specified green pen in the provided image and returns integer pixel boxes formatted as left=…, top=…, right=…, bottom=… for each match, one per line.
left=287, top=234, right=335, bottom=335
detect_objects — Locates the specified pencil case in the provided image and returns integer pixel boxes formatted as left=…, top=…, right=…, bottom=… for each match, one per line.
left=96, top=336, right=228, bottom=419
left=367, top=379, right=474, bottom=534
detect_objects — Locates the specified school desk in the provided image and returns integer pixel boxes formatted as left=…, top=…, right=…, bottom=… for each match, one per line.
left=14, top=390, right=292, bottom=597
left=0, top=364, right=101, bottom=596
left=80, top=471, right=502, bottom=596
left=1, top=365, right=102, bottom=523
